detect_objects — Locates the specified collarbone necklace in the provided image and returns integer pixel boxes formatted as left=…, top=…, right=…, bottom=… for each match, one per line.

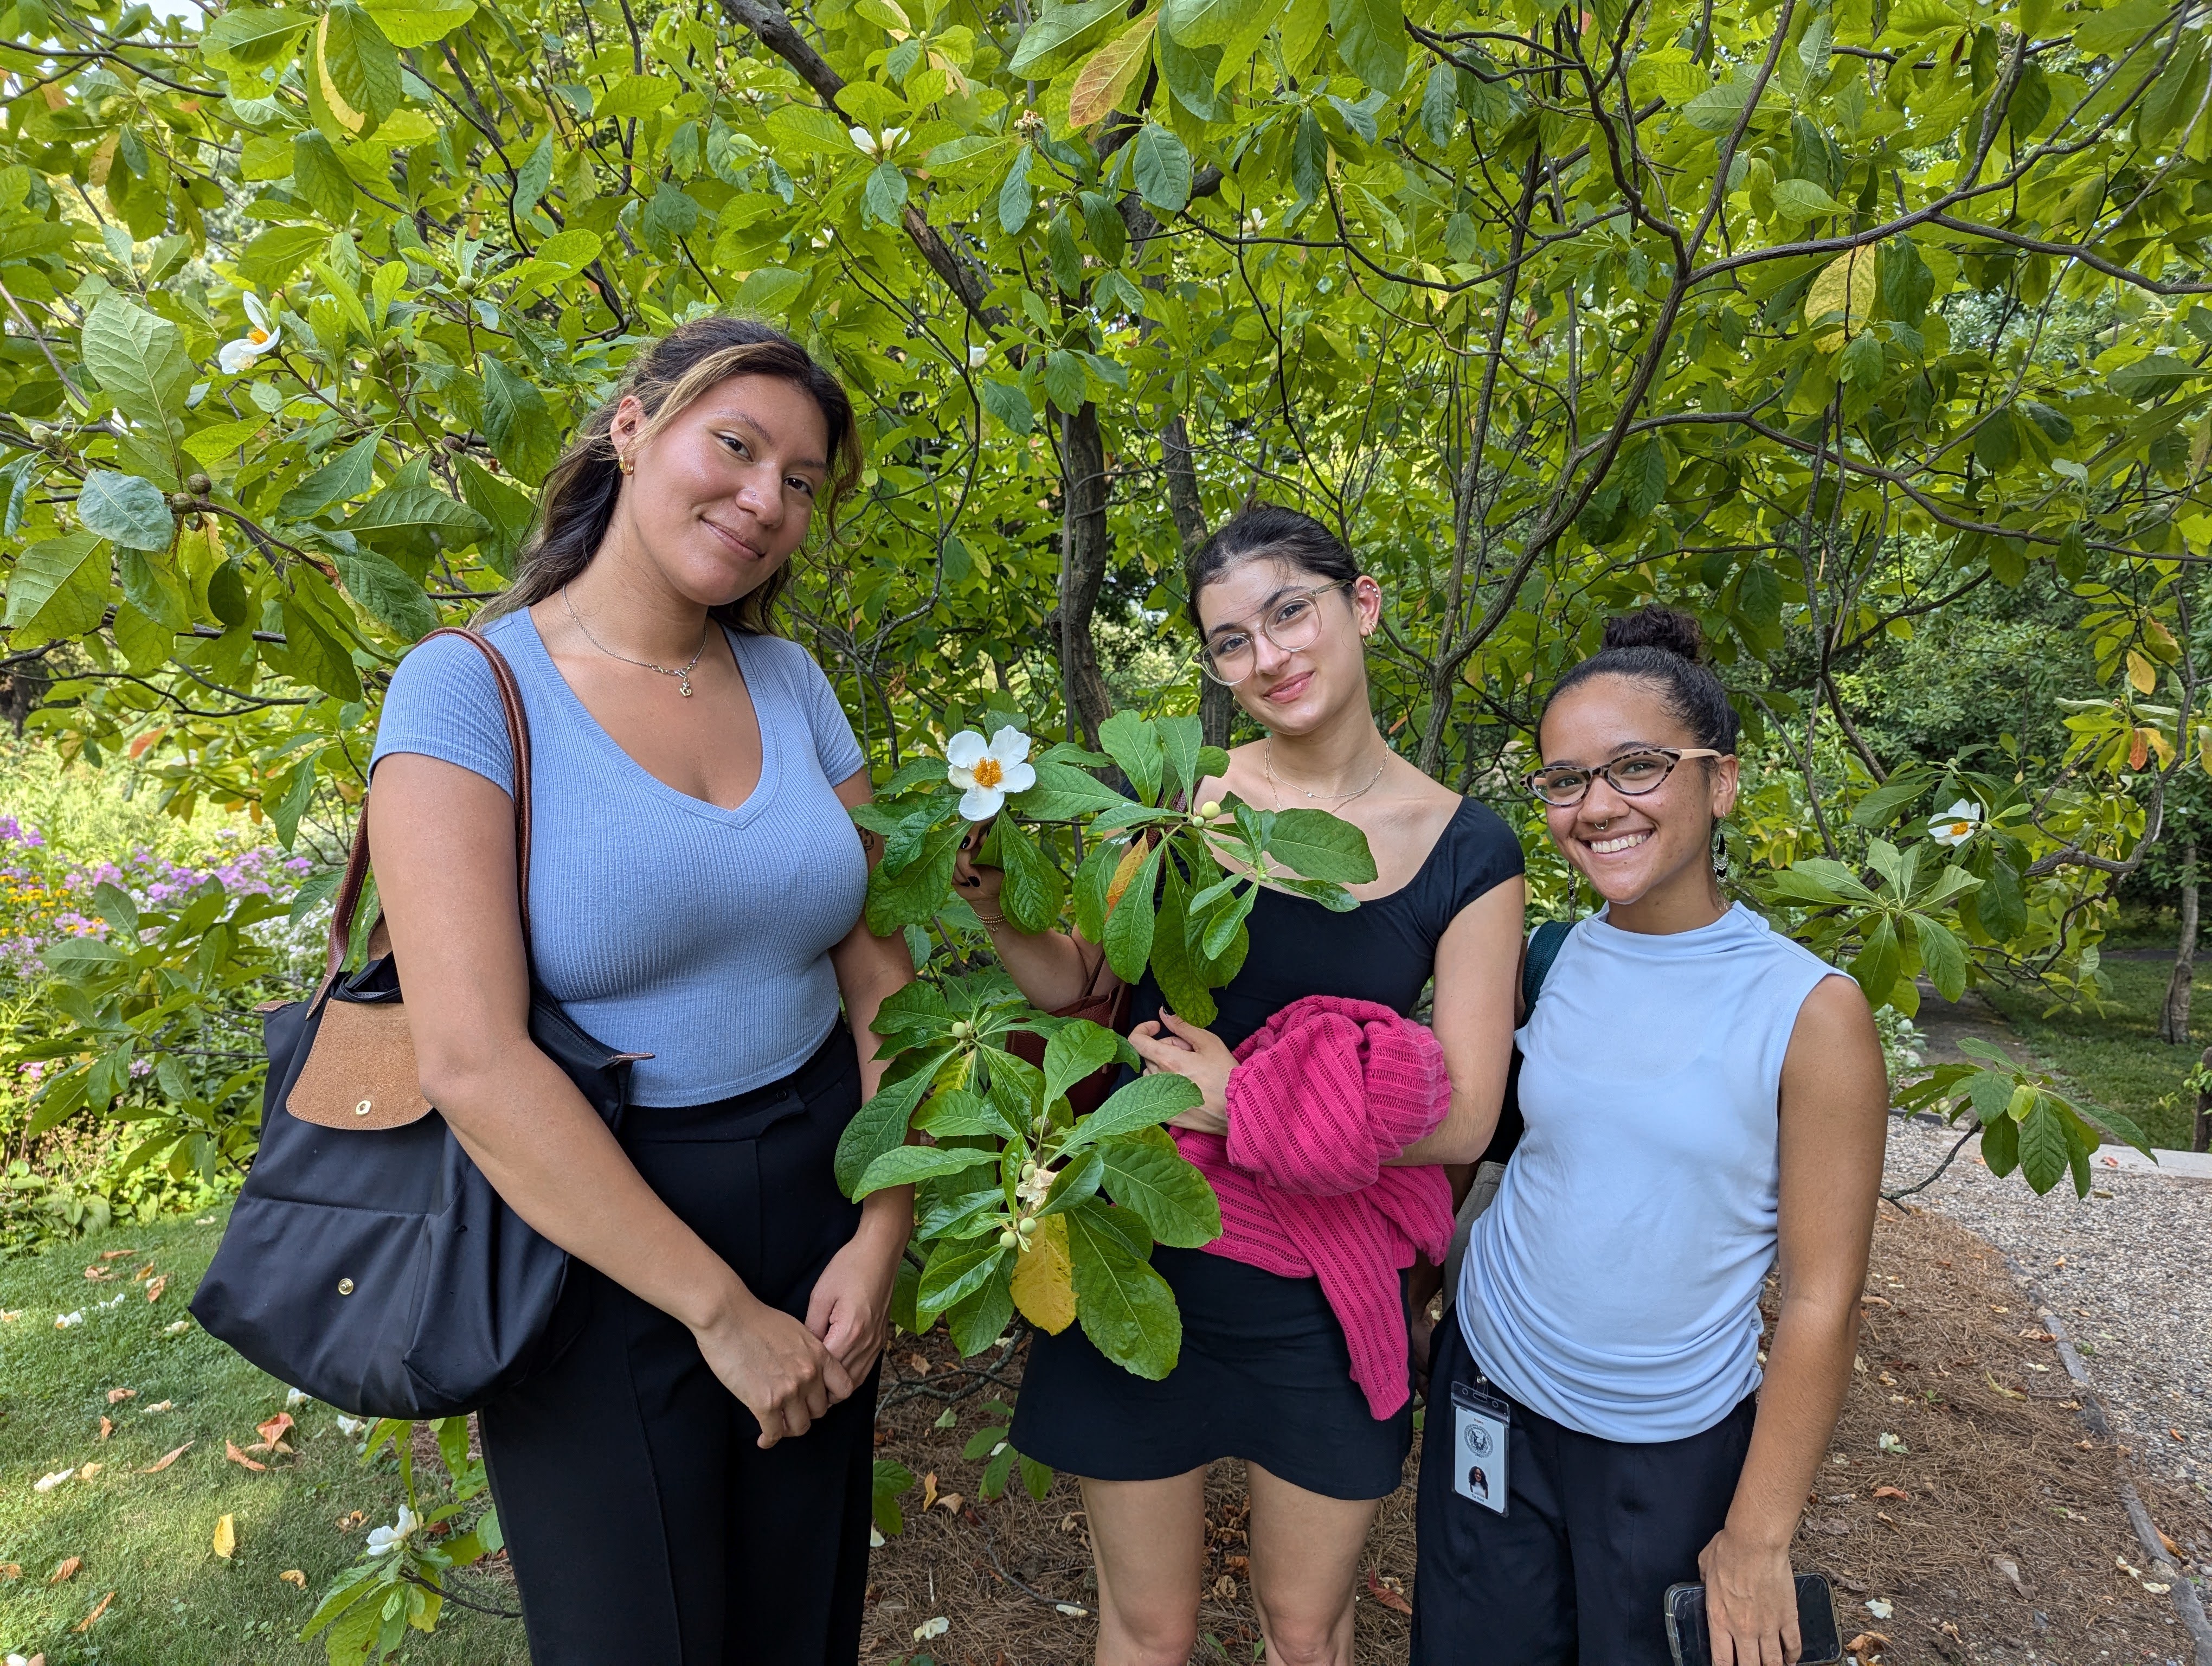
left=562, top=586, right=711, bottom=697
left=1263, top=738, right=1387, bottom=810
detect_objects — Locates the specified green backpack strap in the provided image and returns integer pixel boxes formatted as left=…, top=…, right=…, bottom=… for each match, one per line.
left=1520, top=918, right=1573, bottom=1017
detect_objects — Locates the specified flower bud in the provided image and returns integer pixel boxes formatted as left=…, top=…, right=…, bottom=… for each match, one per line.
left=1198, top=800, right=1222, bottom=819
left=1017, top=1216, right=1037, bottom=1235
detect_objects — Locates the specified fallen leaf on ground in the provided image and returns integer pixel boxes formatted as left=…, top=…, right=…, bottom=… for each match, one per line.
left=212, top=1514, right=236, bottom=1559
left=1871, top=1485, right=1910, bottom=1502
left=70, top=1591, right=113, bottom=1632
left=0, top=1562, right=17, bottom=1579
left=162, top=1321, right=190, bottom=1335
left=933, top=1492, right=963, bottom=1514
left=2160, top=1528, right=2184, bottom=1556
left=224, top=1441, right=266, bottom=1473
left=76, top=1463, right=101, bottom=1481
left=335, top=1510, right=365, bottom=1533
left=906, top=1352, right=929, bottom=1376
left=0, top=1311, right=17, bottom=1322
left=140, top=1441, right=191, bottom=1473
left=47, top=1558, right=80, bottom=1584
left=33, top=1470, right=73, bottom=1492
left=81, top=1267, right=112, bottom=1282
left=921, top=1471, right=938, bottom=1511
left=144, top=1276, right=167, bottom=1304
left=139, top=1400, right=172, bottom=1413
left=131, top=1264, right=153, bottom=1281
left=279, top=1569, right=306, bottom=1588
left=97, top=1250, right=137, bottom=1262
left=105, top=1388, right=134, bottom=1405
left=1844, top=1633, right=1891, bottom=1659
left=254, top=1412, right=294, bottom=1450
left=1365, top=1568, right=1413, bottom=1616
left=96, top=1418, right=111, bottom=1442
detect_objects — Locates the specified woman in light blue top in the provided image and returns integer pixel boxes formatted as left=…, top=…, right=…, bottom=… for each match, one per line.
left=1413, top=607, right=1887, bottom=1666
left=366, top=319, right=913, bottom=1664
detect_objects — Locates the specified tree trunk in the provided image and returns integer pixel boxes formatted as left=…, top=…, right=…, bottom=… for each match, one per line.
left=1161, top=413, right=1233, bottom=749
left=2161, top=837, right=2198, bottom=1044
left=1054, top=402, right=1114, bottom=747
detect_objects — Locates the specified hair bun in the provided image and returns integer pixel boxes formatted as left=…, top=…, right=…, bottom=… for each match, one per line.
left=1600, top=605, right=1703, bottom=662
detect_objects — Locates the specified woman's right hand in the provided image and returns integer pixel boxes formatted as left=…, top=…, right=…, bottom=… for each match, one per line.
left=693, top=1292, right=855, bottom=1448
left=953, top=821, right=1006, bottom=913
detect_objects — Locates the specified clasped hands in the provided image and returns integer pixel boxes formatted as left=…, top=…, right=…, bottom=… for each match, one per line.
left=1130, top=1011, right=1234, bottom=1136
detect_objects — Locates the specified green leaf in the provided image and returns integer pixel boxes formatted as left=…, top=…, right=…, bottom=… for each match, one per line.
left=318, top=3, right=401, bottom=134
left=1153, top=715, right=1203, bottom=803
left=335, top=548, right=440, bottom=641
left=597, top=73, right=676, bottom=119
left=1097, top=710, right=1164, bottom=804
left=81, top=295, right=190, bottom=432
left=202, top=5, right=308, bottom=66
left=946, top=1260, right=1016, bottom=1353
left=2070, top=1096, right=2153, bottom=1157
left=4, top=532, right=108, bottom=633
left=979, top=379, right=1036, bottom=435
left=1771, top=177, right=1847, bottom=219
left=1912, top=914, right=1967, bottom=1002
left=998, top=145, right=1036, bottom=235
left=1146, top=856, right=1218, bottom=1027
left=357, top=0, right=477, bottom=48
left=119, top=548, right=190, bottom=630
left=865, top=161, right=910, bottom=225
left=279, top=431, right=383, bottom=521
left=1065, top=1200, right=1181, bottom=1379
left=866, top=818, right=964, bottom=934
left=1681, top=78, right=1752, bottom=132
left=1100, top=841, right=1162, bottom=982
left=2076, top=0, right=2166, bottom=53
left=1849, top=769, right=1935, bottom=829
left=1009, top=759, right=1127, bottom=819
left=913, top=1087, right=1021, bottom=1140
left=1131, top=124, right=1193, bottom=214
left=2111, top=355, right=2203, bottom=401
left=1044, top=349, right=1086, bottom=413
left=480, top=357, right=561, bottom=485
left=1848, top=915, right=1904, bottom=1010
left=994, top=817, right=1066, bottom=933
left=834, top=1058, right=944, bottom=1194
left=346, top=483, right=489, bottom=554
left=77, top=471, right=173, bottom=551
left=1979, top=1109, right=2020, bottom=1177
left=1043, top=1020, right=1120, bottom=1107
left=917, top=1233, right=1012, bottom=1324
left=1264, top=808, right=1377, bottom=883
left=2017, top=1095, right=2069, bottom=1194
left=1097, top=1125, right=1220, bottom=1246
left=1160, top=0, right=1257, bottom=47
left=1009, top=0, right=1130, bottom=77
left=1064, top=1071, right=1201, bottom=1151
left=1327, top=0, right=1406, bottom=91
left=854, top=1142, right=999, bottom=1198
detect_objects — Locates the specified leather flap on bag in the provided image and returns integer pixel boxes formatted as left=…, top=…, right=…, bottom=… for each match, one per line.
left=287, top=1000, right=433, bottom=1130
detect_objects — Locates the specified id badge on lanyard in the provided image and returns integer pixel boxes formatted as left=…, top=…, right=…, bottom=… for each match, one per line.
left=1450, top=1380, right=1512, bottom=1515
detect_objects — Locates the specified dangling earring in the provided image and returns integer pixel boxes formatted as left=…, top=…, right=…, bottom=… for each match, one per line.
left=1712, top=823, right=1731, bottom=882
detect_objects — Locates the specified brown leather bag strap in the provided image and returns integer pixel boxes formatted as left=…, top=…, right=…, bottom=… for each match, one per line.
left=320, top=626, right=534, bottom=981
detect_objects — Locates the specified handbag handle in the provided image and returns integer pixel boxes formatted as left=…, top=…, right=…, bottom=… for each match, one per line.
left=321, top=626, right=534, bottom=982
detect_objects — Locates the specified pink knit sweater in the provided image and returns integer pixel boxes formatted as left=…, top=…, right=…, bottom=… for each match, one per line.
left=1171, top=995, right=1457, bottom=1419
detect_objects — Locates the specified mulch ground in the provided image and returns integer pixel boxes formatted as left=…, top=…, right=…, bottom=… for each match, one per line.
left=864, top=1205, right=2211, bottom=1665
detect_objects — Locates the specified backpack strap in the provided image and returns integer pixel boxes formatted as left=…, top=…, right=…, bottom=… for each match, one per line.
left=1520, top=918, right=1572, bottom=1017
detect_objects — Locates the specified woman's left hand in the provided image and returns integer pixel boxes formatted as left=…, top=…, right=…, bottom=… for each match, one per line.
left=1130, top=1012, right=1234, bottom=1136
left=804, top=1220, right=905, bottom=1391
left=1697, top=1526, right=1802, bottom=1665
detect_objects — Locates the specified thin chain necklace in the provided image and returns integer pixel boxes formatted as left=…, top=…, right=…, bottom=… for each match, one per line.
left=562, top=587, right=710, bottom=697
left=1264, top=739, right=1387, bottom=810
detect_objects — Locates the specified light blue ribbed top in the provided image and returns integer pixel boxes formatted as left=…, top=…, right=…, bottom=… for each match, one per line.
left=1456, top=902, right=1843, bottom=1442
left=369, top=609, right=868, bottom=1107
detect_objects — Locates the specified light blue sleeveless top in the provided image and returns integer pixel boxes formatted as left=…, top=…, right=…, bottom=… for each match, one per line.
left=1456, top=902, right=1843, bottom=1442
left=369, top=609, right=868, bottom=1107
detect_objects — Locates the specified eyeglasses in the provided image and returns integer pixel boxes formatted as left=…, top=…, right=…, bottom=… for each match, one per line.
left=1522, top=747, right=1725, bottom=808
left=1199, top=582, right=1351, bottom=686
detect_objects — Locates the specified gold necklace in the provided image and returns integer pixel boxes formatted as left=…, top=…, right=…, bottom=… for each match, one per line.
left=1264, top=739, right=1387, bottom=810
left=562, top=587, right=711, bottom=697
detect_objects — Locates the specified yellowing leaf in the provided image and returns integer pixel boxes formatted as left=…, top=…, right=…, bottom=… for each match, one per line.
left=1068, top=14, right=1157, bottom=129
left=212, top=1514, right=236, bottom=1559
left=279, top=1568, right=307, bottom=1588
left=140, top=1441, right=191, bottom=1473
left=1104, top=840, right=1147, bottom=913
left=2127, top=649, right=2158, bottom=693
left=316, top=18, right=368, bottom=134
left=1009, top=1212, right=1077, bottom=1334
left=225, top=1440, right=266, bottom=1472
left=48, top=1556, right=81, bottom=1585
left=1805, top=247, right=1878, bottom=351
left=71, top=1590, right=114, bottom=1632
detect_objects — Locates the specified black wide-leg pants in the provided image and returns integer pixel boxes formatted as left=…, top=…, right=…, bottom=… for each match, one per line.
left=479, top=1024, right=879, bottom=1666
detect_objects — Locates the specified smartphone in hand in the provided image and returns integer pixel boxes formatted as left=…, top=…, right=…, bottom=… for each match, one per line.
left=1663, top=1572, right=1844, bottom=1666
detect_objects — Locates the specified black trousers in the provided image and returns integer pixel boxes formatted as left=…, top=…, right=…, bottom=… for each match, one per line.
left=479, top=1025, right=879, bottom=1666
left=1412, top=1310, right=1756, bottom=1666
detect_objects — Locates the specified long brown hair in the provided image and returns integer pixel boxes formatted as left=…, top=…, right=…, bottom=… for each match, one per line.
left=481, top=317, right=862, bottom=635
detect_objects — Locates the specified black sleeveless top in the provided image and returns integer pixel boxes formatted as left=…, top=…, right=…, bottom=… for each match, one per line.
left=1124, top=795, right=1526, bottom=1050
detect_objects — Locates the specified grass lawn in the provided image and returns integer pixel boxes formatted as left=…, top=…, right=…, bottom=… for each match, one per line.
left=1981, top=949, right=2210, bottom=1151
left=0, top=1211, right=529, bottom=1666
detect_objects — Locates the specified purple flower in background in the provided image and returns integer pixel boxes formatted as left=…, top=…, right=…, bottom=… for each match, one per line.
left=0, top=816, right=46, bottom=848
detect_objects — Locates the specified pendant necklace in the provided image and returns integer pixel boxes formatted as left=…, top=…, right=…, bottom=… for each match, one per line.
left=1264, top=739, right=1387, bottom=810
left=562, top=587, right=710, bottom=697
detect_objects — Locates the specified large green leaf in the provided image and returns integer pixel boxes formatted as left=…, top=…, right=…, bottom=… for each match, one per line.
left=480, top=358, right=561, bottom=485
left=280, top=432, right=383, bottom=521
left=833, top=1057, right=944, bottom=1195
left=1100, top=841, right=1162, bottom=982
left=916, top=1233, right=1012, bottom=1323
left=1041, top=1020, right=1120, bottom=1107
left=1098, top=711, right=1164, bottom=804
left=335, top=548, right=440, bottom=641
left=1264, top=808, right=1377, bottom=884
left=1097, top=1125, right=1221, bottom=1246
left=81, top=297, right=189, bottom=433
left=2016, top=1096, right=2070, bottom=1195
left=994, top=815, right=1068, bottom=932
left=854, top=1142, right=999, bottom=1198
left=4, top=533, right=108, bottom=633
left=1065, top=1200, right=1180, bottom=1379
left=1064, top=1071, right=1202, bottom=1151
left=76, top=472, right=173, bottom=552
left=1009, top=0, right=1131, bottom=76
left=1327, top=0, right=1406, bottom=90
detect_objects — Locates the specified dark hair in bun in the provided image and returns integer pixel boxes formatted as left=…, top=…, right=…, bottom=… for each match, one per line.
left=1540, top=605, right=1741, bottom=754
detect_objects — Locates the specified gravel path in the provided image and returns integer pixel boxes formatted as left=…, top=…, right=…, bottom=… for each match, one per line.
left=1884, top=1115, right=2212, bottom=1504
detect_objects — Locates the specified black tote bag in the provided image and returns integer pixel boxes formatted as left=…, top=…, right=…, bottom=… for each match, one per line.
left=191, top=627, right=642, bottom=1419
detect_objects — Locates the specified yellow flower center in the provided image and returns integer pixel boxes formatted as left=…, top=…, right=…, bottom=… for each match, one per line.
left=971, top=757, right=1004, bottom=790
left=248, top=328, right=270, bottom=344
left=1946, top=822, right=1969, bottom=836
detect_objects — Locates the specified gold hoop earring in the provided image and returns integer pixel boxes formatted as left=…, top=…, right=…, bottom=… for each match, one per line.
left=618, top=454, right=634, bottom=476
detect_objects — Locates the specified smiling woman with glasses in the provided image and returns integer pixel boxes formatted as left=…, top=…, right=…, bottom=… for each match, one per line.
left=1413, top=606, right=1887, bottom=1666
left=955, top=503, right=1525, bottom=1666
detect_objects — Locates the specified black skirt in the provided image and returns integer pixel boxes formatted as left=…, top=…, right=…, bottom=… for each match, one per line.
left=1009, top=1245, right=1413, bottom=1502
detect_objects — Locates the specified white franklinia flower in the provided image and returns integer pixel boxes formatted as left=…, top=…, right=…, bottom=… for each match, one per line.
left=1014, top=1164, right=1053, bottom=1209
left=968, top=343, right=988, bottom=368
left=54, top=1311, right=82, bottom=1329
left=285, top=1387, right=310, bottom=1408
left=848, top=125, right=875, bottom=153
left=335, top=1414, right=369, bottom=1437
left=365, top=1505, right=418, bottom=1555
left=914, top=1616, right=949, bottom=1642
left=218, top=293, right=280, bottom=374
left=946, top=725, right=1035, bottom=821
left=1927, top=799, right=1983, bottom=847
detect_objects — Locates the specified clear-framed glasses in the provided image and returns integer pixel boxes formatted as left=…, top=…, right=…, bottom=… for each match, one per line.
left=1198, top=581, right=1352, bottom=686
left=1522, top=746, right=1725, bottom=808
